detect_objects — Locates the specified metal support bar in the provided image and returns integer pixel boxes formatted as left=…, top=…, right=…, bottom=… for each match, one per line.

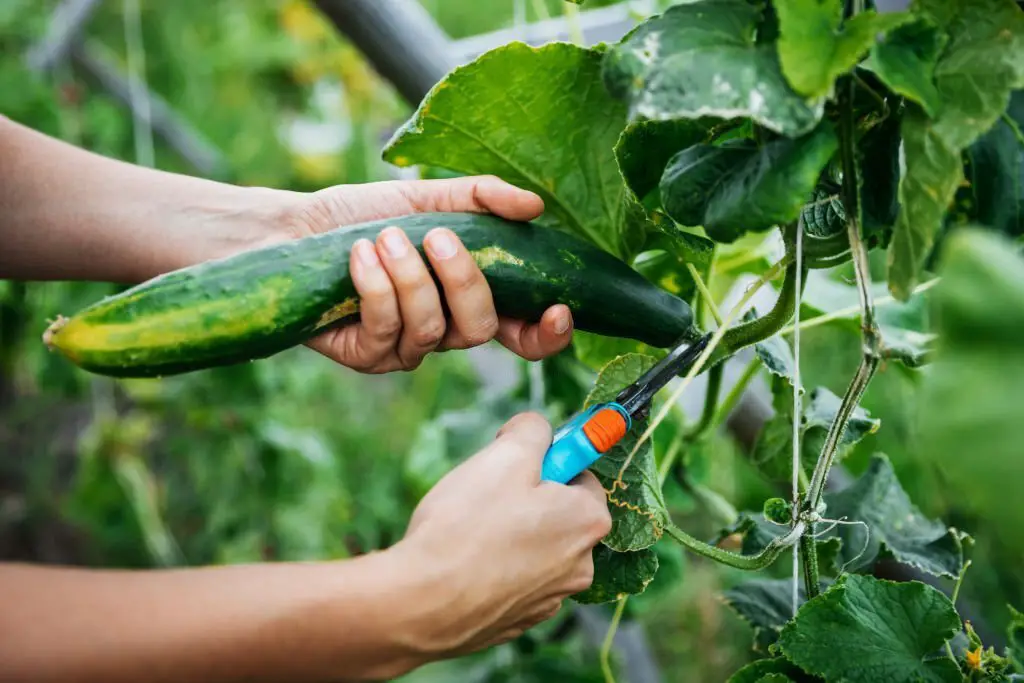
left=69, top=42, right=228, bottom=178
left=24, top=0, right=103, bottom=73
left=450, top=1, right=652, bottom=63
left=313, top=0, right=456, bottom=106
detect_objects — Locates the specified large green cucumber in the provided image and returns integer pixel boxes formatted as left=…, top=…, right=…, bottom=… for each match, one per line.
left=45, top=212, right=697, bottom=377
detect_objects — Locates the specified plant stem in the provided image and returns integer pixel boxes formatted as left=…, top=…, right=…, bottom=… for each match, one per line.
left=777, top=278, right=941, bottom=336
left=713, top=257, right=805, bottom=363
left=688, top=262, right=724, bottom=326
left=800, top=532, right=821, bottom=599
left=805, top=351, right=879, bottom=513
left=952, top=559, right=973, bottom=607
left=804, top=75, right=882, bottom=516
left=1003, top=112, right=1024, bottom=145
left=563, top=2, right=585, bottom=45
left=601, top=598, right=627, bottom=683
left=712, top=356, right=761, bottom=426
left=665, top=521, right=801, bottom=570
left=686, top=362, right=723, bottom=441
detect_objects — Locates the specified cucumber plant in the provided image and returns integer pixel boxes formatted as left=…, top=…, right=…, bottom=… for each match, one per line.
left=384, top=0, right=1024, bottom=680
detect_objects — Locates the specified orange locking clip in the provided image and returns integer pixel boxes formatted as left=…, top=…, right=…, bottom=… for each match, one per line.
left=582, top=407, right=629, bottom=454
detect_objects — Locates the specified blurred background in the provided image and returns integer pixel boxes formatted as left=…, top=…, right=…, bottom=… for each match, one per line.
left=1, top=2, right=1020, bottom=682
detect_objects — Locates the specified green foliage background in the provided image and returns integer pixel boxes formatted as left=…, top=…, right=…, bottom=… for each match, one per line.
left=2, top=1, right=1023, bottom=681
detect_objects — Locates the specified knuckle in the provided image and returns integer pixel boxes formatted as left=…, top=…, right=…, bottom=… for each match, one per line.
left=461, top=316, right=500, bottom=346
left=410, top=320, right=447, bottom=348
left=569, top=565, right=595, bottom=594
left=442, top=262, right=481, bottom=293
left=366, top=316, right=402, bottom=340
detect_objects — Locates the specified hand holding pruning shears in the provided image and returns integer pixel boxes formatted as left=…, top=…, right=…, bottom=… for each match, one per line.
left=540, top=333, right=712, bottom=484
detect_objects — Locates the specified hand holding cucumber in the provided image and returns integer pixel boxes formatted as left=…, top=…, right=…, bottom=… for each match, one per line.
left=282, top=175, right=575, bottom=373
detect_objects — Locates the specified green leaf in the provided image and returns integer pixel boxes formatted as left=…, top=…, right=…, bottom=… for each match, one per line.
left=863, top=17, right=947, bottom=118
left=824, top=453, right=965, bottom=578
left=603, top=0, right=824, bottom=138
left=616, top=119, right=715, bottom=206
left=919, top=229, right=1024, bottom=542
left=661, top=140, right=758, bottom=228
left=755, top=333, right=797, bottom=387
left=775, top=0, right=910, bottom=99
left=1009, top=605, right=1024, bottom=672
left=801, top=185, right=846, bottom=239
left=800, top=270, right=936, bottom=367
left=728, top=658, right=817, bottom=683
left=964, top=90, right=1024, bottom=237
left=887, top=0, right=1024, bottom=299
left=585, top=354, right=670, bottom=551
left=572, top=332, right=662, bottom=372
left=778, top=575, right=962, bottom=683
left=751, top=379, right=879, bottom=482
left=572, top=545, right=659, bottom=604
left=723, top=578, right=808, bottom=652
left=660, top=123, right=838, bottom=242
left=383, top=42, right=642, bottom=259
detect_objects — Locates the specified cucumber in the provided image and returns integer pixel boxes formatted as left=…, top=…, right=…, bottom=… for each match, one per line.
left=44, top=213, right=697, bottom=378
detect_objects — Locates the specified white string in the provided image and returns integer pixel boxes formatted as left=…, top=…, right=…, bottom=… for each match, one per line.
left=123, top=0, right=154, bottom=167
left=791, top=217, right=804, bottom=616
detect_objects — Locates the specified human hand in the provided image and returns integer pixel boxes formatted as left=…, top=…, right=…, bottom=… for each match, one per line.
left=278, top=175, right=574, bottom=372
left=394, top=412, right=611, bottom=657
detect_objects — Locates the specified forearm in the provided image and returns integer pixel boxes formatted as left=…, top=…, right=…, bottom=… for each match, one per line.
left=0, top=115, right=295, bottom=283
left=0, top=545, right=442, bottom=683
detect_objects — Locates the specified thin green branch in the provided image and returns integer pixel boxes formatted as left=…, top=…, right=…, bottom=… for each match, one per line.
left=805, top=352, right=879, bottom=513
left=687, top=262, right=724, bottom=326
left=665, top=520, right=802, bottom=571
left=713, top=256, right=805, bottom=364
left=1003, top=111, right=1024, bottom=146
left=712, top=356, right=761, bottom=426
left=800, top=532, right=821, bottom=600
left=778, top=278, right=941, bottom=336
left=601, top=597, right=627, bottom=683
left=686, top=363, right=723, bottom=441
left=952, top=559, right=973, bottom=607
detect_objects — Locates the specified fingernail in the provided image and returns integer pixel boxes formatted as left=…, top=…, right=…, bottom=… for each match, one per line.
left=354, top=239, right=379, bottom=268
left=381, top=228, right=408, bottom=258
left=426, top=229, right=457, bottom=260
left=554, top=310, right=571, bottom=335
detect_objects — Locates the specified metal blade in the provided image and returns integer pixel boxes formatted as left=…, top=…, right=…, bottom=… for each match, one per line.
left=614, top=333, right=712, bottom=418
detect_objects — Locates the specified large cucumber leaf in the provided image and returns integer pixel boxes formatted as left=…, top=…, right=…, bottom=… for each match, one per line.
left=615, top=118, right=715, bottom=208
left=775, top=0, right=910, bottom=99
left=751, top=377, right=879, bottom=483
left=660, top=123, right=837, bottom=242
left=723, top=578, right=814, bottom=653
left=572, top=544, right=659, bottom=604
left=778, top=575, right=962, bottom=683
left=602, top=0, right=823, bottom=138
left=383, top=43, right=644, bottom=260
left=886, top=0, right=1024, bottom=299
left=862, top=17, right=947, bottom=118
left=585, top=354, right=669, bottom=552
left=823, top=454, right=965, bottom=578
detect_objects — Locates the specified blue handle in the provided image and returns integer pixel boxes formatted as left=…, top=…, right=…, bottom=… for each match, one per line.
left=540, top=403, right=631, bottom=484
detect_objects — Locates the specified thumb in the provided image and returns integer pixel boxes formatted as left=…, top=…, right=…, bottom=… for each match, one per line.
left=483, top=411, right=553, bottom=481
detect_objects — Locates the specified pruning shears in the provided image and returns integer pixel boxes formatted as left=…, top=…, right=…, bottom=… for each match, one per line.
left=539, top=332, right=713, bottom=484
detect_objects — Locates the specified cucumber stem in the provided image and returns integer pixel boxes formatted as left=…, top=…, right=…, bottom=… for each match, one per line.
left=42, top=315, right=69, bottom=350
